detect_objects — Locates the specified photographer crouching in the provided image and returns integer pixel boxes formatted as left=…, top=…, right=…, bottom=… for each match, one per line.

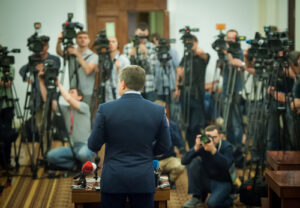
left=38, top=69, right=94, bottom=170
left=182, top=125, right=234, bottom=208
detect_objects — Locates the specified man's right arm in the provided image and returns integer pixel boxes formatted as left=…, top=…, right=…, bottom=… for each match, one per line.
left=56, top=32, right=64, bottom=57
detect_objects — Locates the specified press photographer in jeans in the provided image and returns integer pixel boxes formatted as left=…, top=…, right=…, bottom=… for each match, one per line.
left=182, top=125, right=234, bottom=208
left=38, top=71, right=94, bottom=170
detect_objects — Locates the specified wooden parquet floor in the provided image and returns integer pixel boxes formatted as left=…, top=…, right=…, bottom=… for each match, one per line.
left=0, top=142, right=252, bottom=208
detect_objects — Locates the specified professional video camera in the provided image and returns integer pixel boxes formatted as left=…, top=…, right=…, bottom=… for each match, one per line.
left=156, top=38, right=175, bottom=65
left=62, top=13, right=83, bottom=48
left=41, top=59, right=59, bottom=90
left=0, top=46, right=21, bottom=82
left=227, top=35, right=246, bottom=59
left=27, top=22, right=46, bottom=54
left=93, top=29, right=113, bottom=82
left=27, top=23, right=49, bottom=67
left=130, top=35, right=151, bottom=74
left=179, top=26, right=199, bottom=50
left=212, top=24, right=227, bottom=60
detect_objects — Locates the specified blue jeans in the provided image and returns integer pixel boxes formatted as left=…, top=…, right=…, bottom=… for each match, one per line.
left=47, top=142, right=95, bottom=169
left=187, top=158, right=233, bottom=208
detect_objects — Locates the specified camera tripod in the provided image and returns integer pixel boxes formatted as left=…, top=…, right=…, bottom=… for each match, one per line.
left=0, top=81, right=28, bottom=179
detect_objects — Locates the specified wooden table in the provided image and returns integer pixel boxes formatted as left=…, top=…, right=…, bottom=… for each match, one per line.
left=72, top=184, right=170, bottom=208
left=265, top=170, right=300, bottom=208
left=267, top=151, right=300, bottom=170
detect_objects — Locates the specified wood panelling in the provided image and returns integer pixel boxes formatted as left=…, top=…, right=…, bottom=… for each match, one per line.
left=87, top=0, right=168, bottom=52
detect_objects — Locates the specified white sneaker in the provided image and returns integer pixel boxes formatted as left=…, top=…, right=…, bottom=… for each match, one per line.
left=183, top=197, right=203, bottom=208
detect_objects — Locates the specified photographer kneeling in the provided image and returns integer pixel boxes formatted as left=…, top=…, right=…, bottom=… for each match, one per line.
left=38, top=70, right=94, bottom=170
left=182, top=125, right=234, bottom=208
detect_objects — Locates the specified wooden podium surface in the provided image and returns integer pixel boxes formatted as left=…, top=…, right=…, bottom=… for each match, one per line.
left=72, top=178, right=170, bottom=208
left=265, top=170, right=300, bottom=208
left=267, top=151, right=300, bottom=170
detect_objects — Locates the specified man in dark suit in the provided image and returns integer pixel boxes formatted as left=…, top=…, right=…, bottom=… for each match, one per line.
left=88, top=65, right=171, bottom=208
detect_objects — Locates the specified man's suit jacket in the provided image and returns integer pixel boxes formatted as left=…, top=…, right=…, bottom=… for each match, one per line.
left=88, top=93, right=171, bottom=193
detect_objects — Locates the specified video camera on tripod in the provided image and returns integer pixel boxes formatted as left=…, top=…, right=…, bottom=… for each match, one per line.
left=93, top=29, right=113, bottom=82
left=62, top=13, right=83, bottom=48
left=39, top=60, right=59, bottom=91
left=27, top=22, right=48, bottom=66
left=156, top=38, right=175, bottom=65
left=0, top=46, right=20, bottom=82
left=179, top=26, right=199, bottom=51
left=212, top=24, right=227, bottom=60
left=227, top=35, right=246, bottom=59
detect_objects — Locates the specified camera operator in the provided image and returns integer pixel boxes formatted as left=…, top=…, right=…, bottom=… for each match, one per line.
left=19, top=36, right=60, bottom=128
left=175, top=35, right=210, bottom=148
left=56, top=31, right=98, bottom=108
left=182, top=125, right=234, bottom=208
left=154, top=100, right=186, bottom=190
left=0, top=49, right=18, bottom=168
left=267, top=51, right=300, bottom=148
left=220, top=29, right=246, bottom=158
left=150, top=33, right=179, bottom=104
left=123, top=23, right=157, bottom=101
left=104, top=37, right=130, bottom=102
left=38, top=71, right=94, bottom=170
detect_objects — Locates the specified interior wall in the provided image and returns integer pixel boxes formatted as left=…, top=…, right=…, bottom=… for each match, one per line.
left=0, top=0, right=86, bottom=111
left=0, top=0, right=295, bottom=111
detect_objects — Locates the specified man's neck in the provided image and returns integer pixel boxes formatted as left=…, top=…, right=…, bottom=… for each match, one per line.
left=110, top=50, right=119, bottom=59
left=42, top=53, right=49, bottom=60
left=78, top=46, right=88, bottom=54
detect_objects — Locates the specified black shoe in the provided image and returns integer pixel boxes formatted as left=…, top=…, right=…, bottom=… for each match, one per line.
left=169, top=180, right=176, bottom=190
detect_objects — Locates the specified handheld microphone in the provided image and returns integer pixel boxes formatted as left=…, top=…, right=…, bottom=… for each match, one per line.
left=153, top=160, right=160, bottom=172
left=82, top=161, right=97, bottom=175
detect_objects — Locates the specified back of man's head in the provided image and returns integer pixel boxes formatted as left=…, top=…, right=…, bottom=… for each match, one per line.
left=119, top=65, right=145, bottom=91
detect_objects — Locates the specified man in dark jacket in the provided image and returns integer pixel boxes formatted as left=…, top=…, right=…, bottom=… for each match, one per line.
left=88, top=65, right=171, bottom=208
left=182, top=125, right=234, bottom=208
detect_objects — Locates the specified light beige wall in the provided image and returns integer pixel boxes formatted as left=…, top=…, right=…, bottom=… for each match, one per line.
left=257, top=0, right=288, bottom=34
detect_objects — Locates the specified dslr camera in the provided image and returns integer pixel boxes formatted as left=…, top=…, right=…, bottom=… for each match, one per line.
left=62, top=13, right=83, bottom=48
left=200, top=134, right=213, bottom=144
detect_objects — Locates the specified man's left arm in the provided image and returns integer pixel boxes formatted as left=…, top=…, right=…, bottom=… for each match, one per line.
left=209, top=143, right=234, bottom=170
left=88, top=104, right=105, bottom=152
left=153, top=110, right=171, bottom=155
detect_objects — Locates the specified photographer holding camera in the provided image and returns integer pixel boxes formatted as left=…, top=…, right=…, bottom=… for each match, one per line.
left=56, top=31, right=98, bottom=108
left=175, top=35, right=210, bottom=149
left=38, top=70, right=94, bottom=170
left=123, top=23, right=157, bottom=101
left=104, top=36, right=130, bottom=102
left=182, top=125, right=234, bottom=208
left=19, top=36, right=61, bottom=129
